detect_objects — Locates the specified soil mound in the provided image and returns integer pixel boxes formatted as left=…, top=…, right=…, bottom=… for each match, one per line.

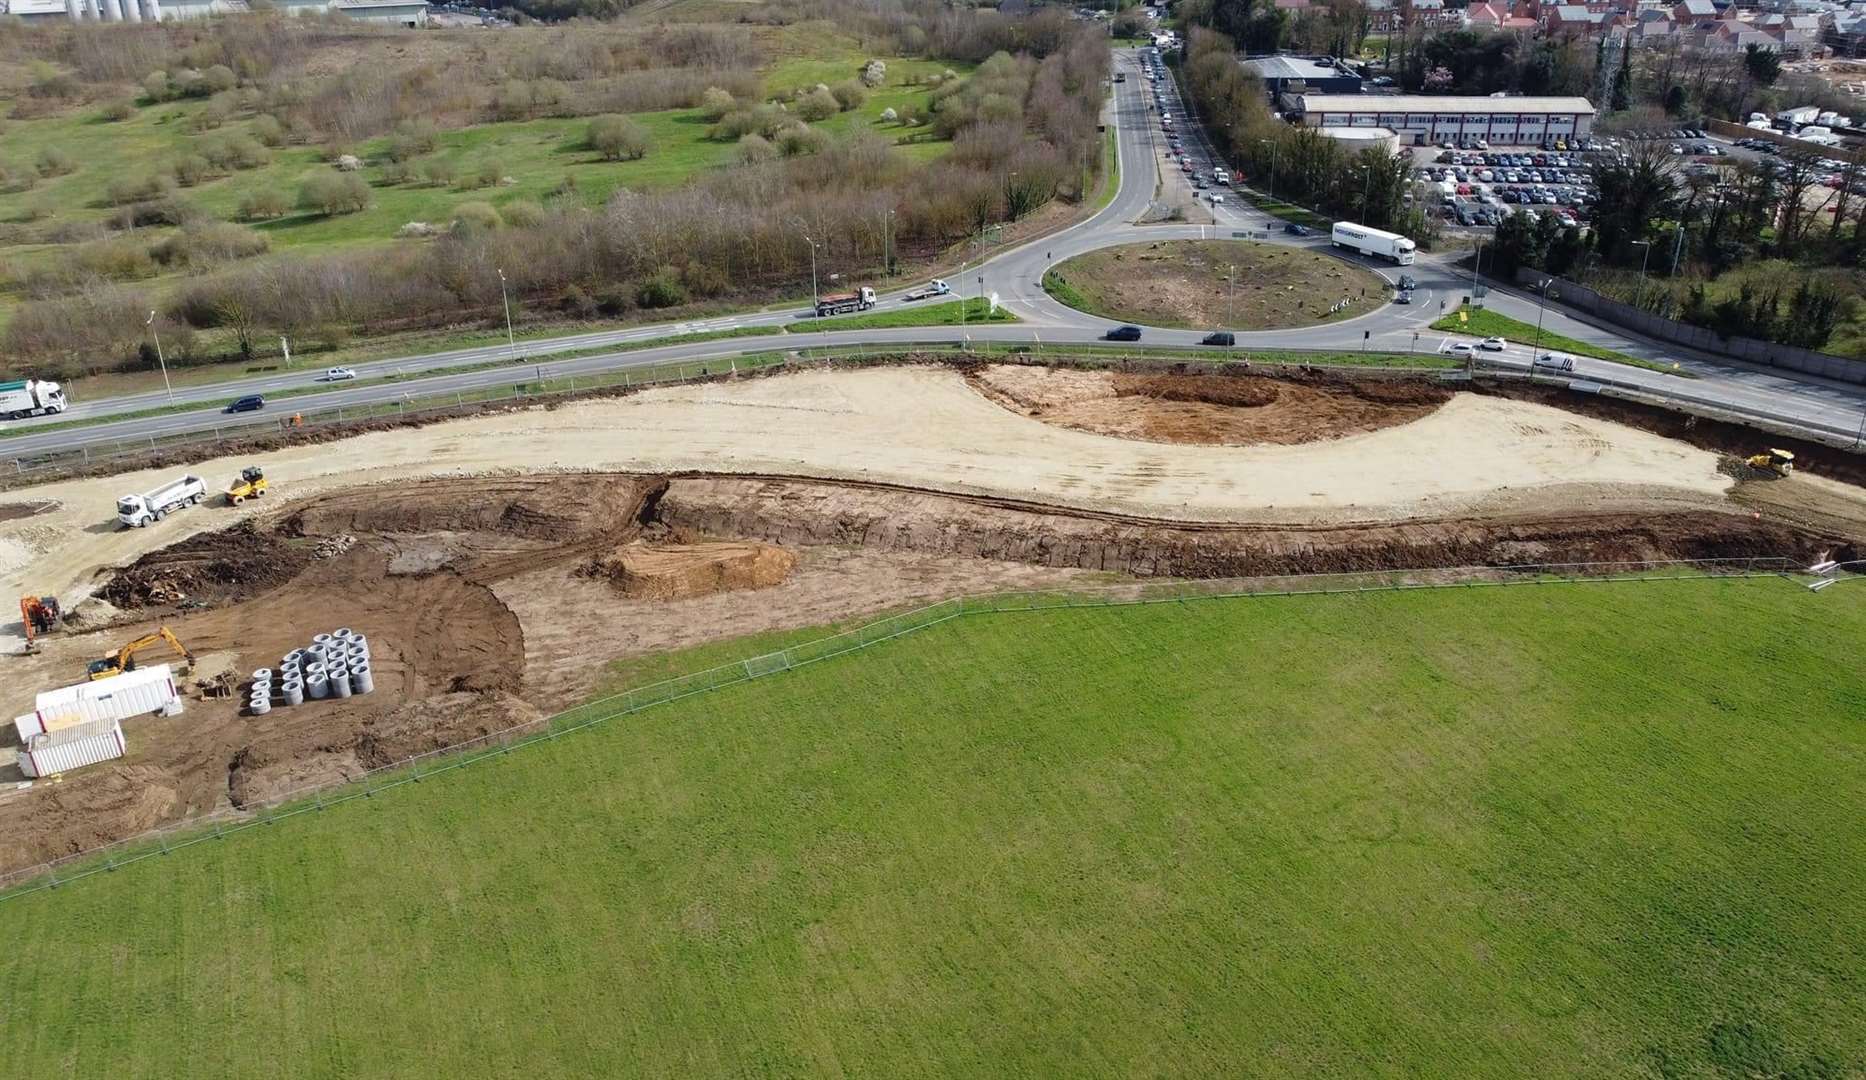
left=0, top=501, right=57, bottom=523
left=581, top=541, right=797, bottom=600
left=98, top=522, right=310, bottom=609
left=0, top=765, right=183, bottom=869
left=285, top=474, right=661, bottom=542
left=970, top=365, right=1452, bottom=447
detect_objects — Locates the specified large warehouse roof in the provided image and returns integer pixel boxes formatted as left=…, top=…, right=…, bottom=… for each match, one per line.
left=1243, top=56, right=1351, bottom=81
left=1298, top=95, right=1596, bottom=115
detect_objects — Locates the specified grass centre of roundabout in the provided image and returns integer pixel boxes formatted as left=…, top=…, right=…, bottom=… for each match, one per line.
left=1043, top=239, right=1390, bottom=332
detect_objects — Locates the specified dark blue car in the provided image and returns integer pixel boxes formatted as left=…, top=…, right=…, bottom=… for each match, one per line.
left=225, top=395, right=265, bottom=414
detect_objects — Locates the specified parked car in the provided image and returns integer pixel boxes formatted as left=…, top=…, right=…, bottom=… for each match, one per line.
left=225, top=395, right=265, bottom=414
left=1201, top=331, right=1236, bottom=346
left=1104, top=325, right=1143, bottom=341
left=323, top=367, right=358, bottom=382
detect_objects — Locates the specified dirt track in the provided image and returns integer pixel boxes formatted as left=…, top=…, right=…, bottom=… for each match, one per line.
left=0, top=364, right=1863, bottom=874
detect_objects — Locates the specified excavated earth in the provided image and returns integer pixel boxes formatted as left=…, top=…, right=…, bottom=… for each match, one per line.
left=969, top=364, right=1455, bottom=446
left=2, top=365, right=1865, bottom=874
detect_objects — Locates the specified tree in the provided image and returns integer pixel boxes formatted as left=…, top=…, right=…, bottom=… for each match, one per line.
left=698, top=87, right=735, bottom=122
left=297, top=172, right=370, bottom=216
left=1743, top=43, right=1781, bottom=86
left=587, top=115, right=651, bottom=161
left=1610, top=43, right=1632, bottom=112
left=238, top=188, right=290, bottom=221
left=1663, top=84, right=1687, bottom=116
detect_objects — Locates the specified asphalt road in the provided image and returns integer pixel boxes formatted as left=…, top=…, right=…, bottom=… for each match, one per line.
left=4, top=48, right=1864, bottom=458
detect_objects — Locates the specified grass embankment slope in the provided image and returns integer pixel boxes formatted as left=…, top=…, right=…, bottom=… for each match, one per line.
left=1432, top=306, right=1683, bottom=373
left=2, top=578, right=1863, bottom=1076
left=1046, top=239, right=1388, bottom=330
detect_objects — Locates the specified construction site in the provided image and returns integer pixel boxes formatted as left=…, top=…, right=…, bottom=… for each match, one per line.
left=1, top=359, right=1863, bottom=875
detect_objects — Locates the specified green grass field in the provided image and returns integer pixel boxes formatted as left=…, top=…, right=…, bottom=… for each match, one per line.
left=1, top=577, right=1862, bottom=1075
left=1431, top=307, right=1685, bottom=374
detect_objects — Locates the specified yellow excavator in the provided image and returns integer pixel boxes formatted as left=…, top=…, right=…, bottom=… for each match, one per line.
left=225, top=465, right=267, bottom=505
left=88, top=626, right=195, bottom=681
left=1746, top=448, right=1795, bottom=477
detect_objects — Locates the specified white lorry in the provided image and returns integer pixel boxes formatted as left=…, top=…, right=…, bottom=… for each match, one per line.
left=1331, top=222, right=1416, bottom=266
left=117, top=474, right=207, bottom=528
left=0, top=378, right=67, bottom=420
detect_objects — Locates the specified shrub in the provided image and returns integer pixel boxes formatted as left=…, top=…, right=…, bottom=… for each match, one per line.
left=143, top=71, right=171, bottom=102
left=250, top=114, right=286, bottom=148
left=377, top=160, right=413, bottom=185
left=499, top=200, right=545, bottom=228
left=736, top=133, right=777, bottom=165
left=861, top=59, right=887, bottom=88
left=587, top=115, right=652, bottom=162
left=105, top=171, right=175, bottom=206
left=796, top=87, right=839, bottom=122
left=420, top=157, right=458, bottom=187
left=494, top=79, right=533, bottom=121
left=830, top=80, right=867, bottom=112
left=149, top=221, right=269, bottom=267
left=111, top=197, right=201, bottom=229
left=297, top=172, right=370, bottom=216
left=35, top=147, right=75, bottom=179
left=202, top=65, right=237, bottom=94
left=451, top=201, right=501, bottom=231
left=476, top=158, right=506, bottom=188
left=699, top=86, right=736, bottom=122
left=776, top=125, right=829, bottom=157
left=172, top=154, right=214, bottom=187
left=101, top=99, right=136, bottom=123
left=0, top=163, right=35, bottom=195
left=238, top=187, right=290, bottom=220
left=386, top=118, right=439, bottom=162
left=636, top=266, right=688, bottom=309
left=201, top=134, right=268, bottom=171
left=879, top=107, right=898, bottom=124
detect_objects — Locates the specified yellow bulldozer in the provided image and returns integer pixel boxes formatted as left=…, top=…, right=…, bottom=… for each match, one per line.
left=88, top=625, right=195, bottom=681
left=225, top=465, right=268, bottom=505
left=1746, top=449, right=1795, bottom=477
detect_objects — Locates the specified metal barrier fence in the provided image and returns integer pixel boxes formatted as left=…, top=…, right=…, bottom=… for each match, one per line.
left=0, top=556, right=1802, bottom=904
left=3, top=343, right=1462, bottom=481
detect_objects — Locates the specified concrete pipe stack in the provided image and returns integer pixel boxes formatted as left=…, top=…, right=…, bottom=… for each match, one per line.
left=277, top=628, right=376, bottom=705
left=248, top=672, right=271, bottom=716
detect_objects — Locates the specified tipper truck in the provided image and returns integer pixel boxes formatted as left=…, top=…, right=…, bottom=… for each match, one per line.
left=117, top=474, right=207, bottom=528
left=0, top=379, right=67, bottom=420
left=815, top=287, right=877, bottom=317
left=1331, top=222, right=1416, bottom=266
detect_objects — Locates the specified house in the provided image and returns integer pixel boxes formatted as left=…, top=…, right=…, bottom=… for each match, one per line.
left=1673, top=0, right=1719, bottom=23
left=1466, top=1, right=1510, bottom=25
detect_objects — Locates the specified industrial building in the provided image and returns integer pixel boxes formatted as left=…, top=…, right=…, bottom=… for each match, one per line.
left=1239, top=55, right=1364, bottom=96
left=6, top=0, right=428, bottom=25
left=1290, top=94, right=1597, bottom=146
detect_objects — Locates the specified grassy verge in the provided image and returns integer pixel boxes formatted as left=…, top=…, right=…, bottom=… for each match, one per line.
left=1238, top=189, right=1332, bottom=230
left=1091, top=122, right=1121, bottom=215
left=1430, top=306, right=1689, bottom=375
left=804, top=297, right=1016, bottom=330
left=1, top=579, right=1861, bottom=1075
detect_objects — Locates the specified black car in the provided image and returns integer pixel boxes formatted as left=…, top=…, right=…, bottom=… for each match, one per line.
left=1283, top=222, right=1312, bottom=236
left=1398, top=273, right=1416, bottom=290
left=225, top=395, right=265, bottom=413
left=1393, top=290, right=1413, bottom=305
left=1201, top=331, right=1235, bottom=346
left=1104, top=325, right=1142, bottom=342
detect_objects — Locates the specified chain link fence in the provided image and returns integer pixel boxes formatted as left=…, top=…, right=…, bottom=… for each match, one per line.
left=0, top=555, right=1801, bottom=904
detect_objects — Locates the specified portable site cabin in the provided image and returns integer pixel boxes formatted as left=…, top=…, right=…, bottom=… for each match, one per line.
left=17, top=719, right=126, bottom=779
left=17, top=664, right=180, bottom=743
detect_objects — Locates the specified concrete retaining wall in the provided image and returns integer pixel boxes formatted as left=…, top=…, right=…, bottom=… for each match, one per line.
left=1512, top=268, right=1866, bottom=386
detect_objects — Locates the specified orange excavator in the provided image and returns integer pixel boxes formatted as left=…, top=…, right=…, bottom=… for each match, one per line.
left=19, top=596, right=60, bottom=654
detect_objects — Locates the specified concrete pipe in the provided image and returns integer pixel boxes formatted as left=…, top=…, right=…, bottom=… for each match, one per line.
left=346, top=646, right=369, bottom=666
left=283, top=649, right=304, bottom=666
left=248, top=697, right=271, bottom=716
left=253, top=668, right=273, bottom=683
left=307, top=673, right=329, bottom=700
left=330, top=673, right=353, bottom=699
left=350, top=664, right=374, bottom=695
left=282, top=680, right=304, bottom=707
left=334, top=627, right=356, bottom=641
left=313, top=633, right=334, bottom=645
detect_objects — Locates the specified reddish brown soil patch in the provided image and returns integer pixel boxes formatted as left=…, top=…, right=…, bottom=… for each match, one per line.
left=971, top=365, right=1452, bottom=446
left=97, top=522, right=310, bottom=608
left=0, top=501, right=57, bottom=523
left=581, top=541, right=797, bottom=600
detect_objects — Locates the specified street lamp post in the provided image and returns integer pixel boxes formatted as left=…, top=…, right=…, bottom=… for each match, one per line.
left=883, top=209, right=895, bottom=278
left=145, top=311, right=174, bottom=403
left=793, top=221, right=820, bottom=319
left=1534, top=277, right=1552, bottom=356
left=1259, top=138, right=1278, bottom=201
left=496, top=269, right=516, bottom=357
left=1631, top=239, right=1652, bottom=286
left=1469, top=239, right=1485, bottom=306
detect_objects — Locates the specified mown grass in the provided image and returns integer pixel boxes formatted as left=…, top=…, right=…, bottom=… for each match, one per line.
left=2, top=579, right=1860, bottom=1076
left=803, top=296, right=1015, bottom=329
left=1431, top=306, right=1687, bottom=374
left=1044, top=239, right=1388, bottom=330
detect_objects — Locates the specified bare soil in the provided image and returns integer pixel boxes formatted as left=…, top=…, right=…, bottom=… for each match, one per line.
left=1045, top=240, right=1390, bottom=329
left=970, top=365, right=1452, bottom=446
left=0, top=501, right=57, bottom=524
left=581, top=540, right=798, bottom=600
